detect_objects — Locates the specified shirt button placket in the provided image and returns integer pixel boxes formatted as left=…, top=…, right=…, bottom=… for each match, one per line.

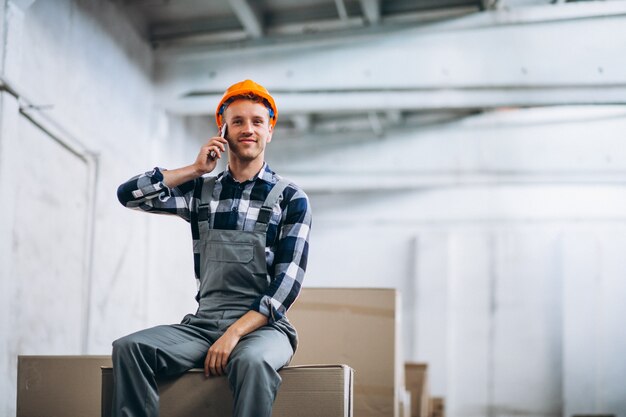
left=231, top=185, right=244, bottom=227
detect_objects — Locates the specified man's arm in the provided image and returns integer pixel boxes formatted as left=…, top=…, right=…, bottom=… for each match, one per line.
left=160, top=134, right=227, bottom=188
left=252, top=186, right=312, bottom=321
left=116, top=135, right=228, bottom=219
left=116, top=167, right=194, bottom=219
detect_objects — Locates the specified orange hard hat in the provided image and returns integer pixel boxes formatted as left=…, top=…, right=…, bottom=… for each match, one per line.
left=215, top=79, right=278, bottom=129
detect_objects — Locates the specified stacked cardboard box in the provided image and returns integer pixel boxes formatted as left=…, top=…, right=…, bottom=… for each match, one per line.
left=17, top=355, right=112, bottom=417
left=16, top=356, right=353, bottom=417
left=288, top=288, right=405, bottom=417
left=429, top=397, right=445, bottom=417
left=405, top=363, right=430, bottom=417
left=101, top=365, right=353, bottom=417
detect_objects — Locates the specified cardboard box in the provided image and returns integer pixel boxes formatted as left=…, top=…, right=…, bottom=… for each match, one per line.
left=17, top=355, right=113, bottom=417
left=102, top=364, right=353, bottom=417
left=288, top=288, right=403, bottom=417
left=429, top=397, right=445, bottom=417
left=405, top=362, right=430, bottom=417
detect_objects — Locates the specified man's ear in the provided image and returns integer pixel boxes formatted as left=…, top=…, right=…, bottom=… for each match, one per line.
left=267, top=124, right=273, bottom=143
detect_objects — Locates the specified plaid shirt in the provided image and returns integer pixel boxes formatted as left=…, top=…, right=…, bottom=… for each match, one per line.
left=117, top=163, right=311, bottom=323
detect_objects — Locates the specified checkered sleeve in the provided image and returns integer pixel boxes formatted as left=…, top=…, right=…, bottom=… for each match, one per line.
left=116, top=167, right=196, bottom=222
left=253, top=185, right=312, bottom=323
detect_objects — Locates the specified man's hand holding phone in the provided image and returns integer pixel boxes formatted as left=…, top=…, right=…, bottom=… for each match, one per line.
left=193, top=124, right=228, bottom=175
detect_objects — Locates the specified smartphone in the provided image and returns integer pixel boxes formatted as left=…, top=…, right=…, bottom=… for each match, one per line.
left=209, top=124, right=227, bottom=160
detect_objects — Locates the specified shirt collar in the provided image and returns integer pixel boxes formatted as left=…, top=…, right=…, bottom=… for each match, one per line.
left=222, top=162, right=275, bottom=185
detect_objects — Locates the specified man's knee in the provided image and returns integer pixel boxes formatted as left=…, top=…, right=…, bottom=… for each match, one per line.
left=112, top=326, right=167, bottom=359
left=112, top=334, right=139, bottom=361
left=112, top=331, right=156, bottom=362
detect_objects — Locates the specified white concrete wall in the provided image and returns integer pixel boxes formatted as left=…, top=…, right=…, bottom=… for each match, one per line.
left=267, top=107, right=626, bottom=417
left=0, top=1, right=205, bottom=415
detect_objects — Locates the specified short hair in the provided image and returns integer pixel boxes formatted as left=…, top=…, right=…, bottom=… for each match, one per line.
left=219, top=93, right=275, bottom=120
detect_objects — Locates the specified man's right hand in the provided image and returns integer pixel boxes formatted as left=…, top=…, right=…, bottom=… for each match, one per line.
left=193, top=135, right=228, bottom=175
left=161, top=135, right=228, bottom=189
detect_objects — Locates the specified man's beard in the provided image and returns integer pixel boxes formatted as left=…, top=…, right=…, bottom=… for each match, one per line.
left=226, top=134, right=262, bottom=162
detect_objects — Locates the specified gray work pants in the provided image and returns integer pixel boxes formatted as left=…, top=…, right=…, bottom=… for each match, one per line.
left=111, top=313, right=293, bottom=417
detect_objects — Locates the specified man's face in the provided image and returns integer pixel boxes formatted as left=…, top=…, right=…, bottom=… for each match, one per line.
left=222, top=99, right=273, bottom=163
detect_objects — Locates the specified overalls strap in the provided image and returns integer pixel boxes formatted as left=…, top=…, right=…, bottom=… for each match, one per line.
left=254, top=179, right=290, bottom=232
left=197, top=176, right=217, bottom=237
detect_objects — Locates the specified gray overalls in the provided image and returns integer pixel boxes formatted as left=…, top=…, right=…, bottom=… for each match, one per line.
left=112, top=176, right=297, bottom=417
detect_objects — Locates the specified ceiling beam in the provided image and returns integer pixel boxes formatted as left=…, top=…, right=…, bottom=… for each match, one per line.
left=386, top=110, right=403, bottom=125
left=155, top=2, right=626, bottom=56
left=499, top=0, right=554, bottom=8
left=334, top=0, right=349, bottom=21
left=367, top=111, right=384, bottom=137
left=288, top=172, right=626, bottom=194
left=165, top=87, right=626, bottom=116
left=481, top=0, right=499, bottom=10
left=156, top=3, right=626, bottom=115
left=228, top=0, right=264, bottom=38
left=291, top=114, right=313, bottom=132
left=359, top=0, right=380, bottom=24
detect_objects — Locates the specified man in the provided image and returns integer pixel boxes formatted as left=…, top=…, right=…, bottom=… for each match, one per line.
left=113, top=79, right=311, bottom=417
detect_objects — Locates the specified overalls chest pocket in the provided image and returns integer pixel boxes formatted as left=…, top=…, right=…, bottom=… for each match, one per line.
left=197, top=230, right=270, bottom=301
left=205, top=242, right=254, bottom=263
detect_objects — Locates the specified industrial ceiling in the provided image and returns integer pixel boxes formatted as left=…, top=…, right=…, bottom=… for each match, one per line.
left=122, top=0, right=624, bottom=136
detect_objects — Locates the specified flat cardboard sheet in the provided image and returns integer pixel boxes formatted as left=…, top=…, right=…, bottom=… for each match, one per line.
left=288, top=288, right=403, bottom=417
left=102, top=364, right=353, bottom=417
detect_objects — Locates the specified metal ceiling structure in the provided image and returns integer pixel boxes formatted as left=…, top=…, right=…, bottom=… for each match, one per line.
left=122, top=0, right=626, bottom=136
left=129, top=0, right=484, bottom=47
